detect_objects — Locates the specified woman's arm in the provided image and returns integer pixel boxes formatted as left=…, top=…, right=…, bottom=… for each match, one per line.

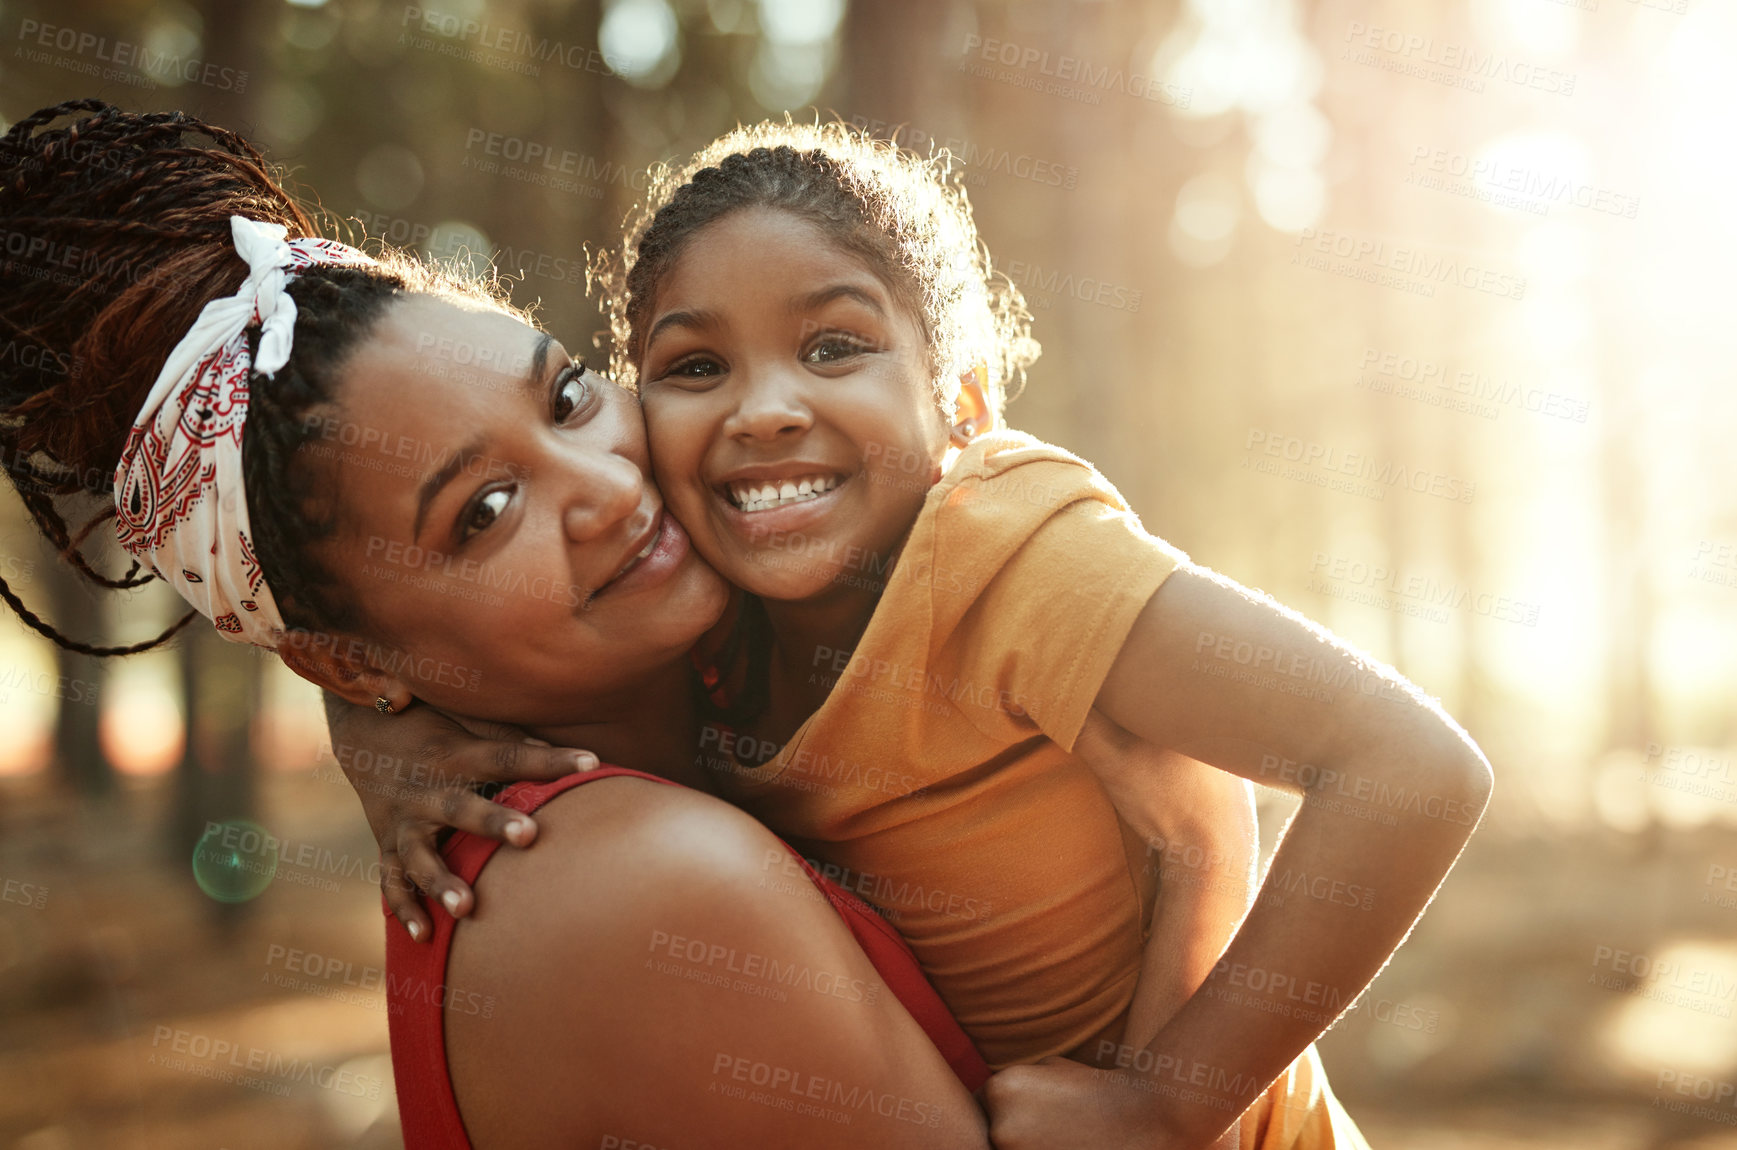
left=446, top=776, right=990, bottom=1149
left=989, top=565, right=1491, bottom=1149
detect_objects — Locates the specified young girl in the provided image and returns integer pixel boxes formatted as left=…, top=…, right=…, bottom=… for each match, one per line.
left=339, top=122, right=1490, bottom=1147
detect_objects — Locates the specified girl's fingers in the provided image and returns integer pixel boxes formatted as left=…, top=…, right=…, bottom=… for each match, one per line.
left=435, top=788, right=540, bottom=848
left=380, top=850, right=433, bottom=943
left=396, top=834, right=477, bottom=920
left=457, top=736, right=598, bottom=784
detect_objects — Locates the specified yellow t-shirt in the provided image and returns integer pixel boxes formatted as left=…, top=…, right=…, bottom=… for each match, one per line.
left=703, top=430, right=1185, bottom=1069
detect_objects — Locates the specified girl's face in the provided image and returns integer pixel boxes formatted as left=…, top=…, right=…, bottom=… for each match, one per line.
left=307, top=295, right=728, bottom=723
left=637, top=207, right=952, bottom=605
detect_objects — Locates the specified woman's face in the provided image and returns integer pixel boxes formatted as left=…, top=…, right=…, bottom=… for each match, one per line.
left=306, top=294, right=728, bottom=724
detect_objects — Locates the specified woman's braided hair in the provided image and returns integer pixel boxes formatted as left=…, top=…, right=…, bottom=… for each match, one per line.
left=0, top=99, right=519, bottom=655
left=590, top=119, right=1040, bottom=418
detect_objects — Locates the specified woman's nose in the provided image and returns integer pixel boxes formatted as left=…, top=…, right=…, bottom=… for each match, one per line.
left=723, top=365, right=812, bottom=442
left=562, top=449, right=645, bottom=543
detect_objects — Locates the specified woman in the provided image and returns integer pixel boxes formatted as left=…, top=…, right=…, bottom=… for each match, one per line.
left=0, top=99, right=990, bottom=1148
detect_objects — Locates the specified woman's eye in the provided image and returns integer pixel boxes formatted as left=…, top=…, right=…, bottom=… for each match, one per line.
left=458, top=487, right=512, bottom=543
left=551, top=366, right=593, bottom=423
left=803, top=335, right=869, bottom=365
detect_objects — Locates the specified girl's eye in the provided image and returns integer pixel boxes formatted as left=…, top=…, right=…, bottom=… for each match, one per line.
left=458, top=487, right=512, bottom=544
left=551, top=365, right=593, bottom=423
left=656, top=355, right=725, bottom=387
left=803, top=334, right=870, bottom=365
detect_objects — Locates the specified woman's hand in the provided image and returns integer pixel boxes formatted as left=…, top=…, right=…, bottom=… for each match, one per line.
left=323, top=690, right=597, bottom=941
left=983, top=1057, right=1237, bottom=1150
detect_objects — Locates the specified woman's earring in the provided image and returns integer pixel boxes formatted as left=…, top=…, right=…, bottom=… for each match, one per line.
left=374, top=696, right=397, bottom=715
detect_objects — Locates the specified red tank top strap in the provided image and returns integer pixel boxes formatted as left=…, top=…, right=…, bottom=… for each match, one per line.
left=385, top=766, right=986, bottom=1150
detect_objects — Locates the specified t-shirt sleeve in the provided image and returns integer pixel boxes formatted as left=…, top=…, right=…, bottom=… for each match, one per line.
left=952, top=495, right=1186, bottom=753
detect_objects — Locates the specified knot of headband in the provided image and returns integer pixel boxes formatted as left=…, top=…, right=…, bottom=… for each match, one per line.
left=113, top=215, right=375, bottom=649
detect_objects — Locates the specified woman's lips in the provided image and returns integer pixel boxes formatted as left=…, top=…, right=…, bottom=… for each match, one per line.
left=585, top=513, right=688, bottom=606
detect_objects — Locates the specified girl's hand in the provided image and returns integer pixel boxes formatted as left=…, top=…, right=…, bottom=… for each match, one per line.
left=323, top=691, right=597, bottom=942
left=983, top=1058, right=1239, bottom=1150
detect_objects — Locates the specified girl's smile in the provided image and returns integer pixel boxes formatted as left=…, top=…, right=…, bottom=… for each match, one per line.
left=638, top=206, right=952, bottom=608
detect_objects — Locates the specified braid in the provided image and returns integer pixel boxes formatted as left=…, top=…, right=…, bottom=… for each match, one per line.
left=592, top=120, right=1039, bottom=415
left=0, top=99, right=519, bottom=653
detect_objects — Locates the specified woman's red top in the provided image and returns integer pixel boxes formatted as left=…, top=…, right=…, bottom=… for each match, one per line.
left=384, top=766, right=989, bottom=1149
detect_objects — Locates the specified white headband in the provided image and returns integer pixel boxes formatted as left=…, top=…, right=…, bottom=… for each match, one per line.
left=113, top=215, right=375, bottom=649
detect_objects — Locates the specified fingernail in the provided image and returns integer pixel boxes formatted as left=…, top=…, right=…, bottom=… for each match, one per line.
left=442, top=890, right=463, bottom=915
left=507, top=819, right=533, bottom=845
left=573, top=752, right=598, bottom=771
left=407, top=920, right=422, bottom=941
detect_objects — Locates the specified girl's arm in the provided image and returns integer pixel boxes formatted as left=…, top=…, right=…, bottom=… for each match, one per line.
left=988, top=565, right=1491, bottom=1149
left=1071, top=717, right=1257, bottom=1042
left=324, top=690, right=595, bottom=939
left=445, top=777, right=991, bottom=1148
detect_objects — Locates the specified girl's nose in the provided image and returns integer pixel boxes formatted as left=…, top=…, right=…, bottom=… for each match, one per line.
left=723, top=366, right=812, bottom=442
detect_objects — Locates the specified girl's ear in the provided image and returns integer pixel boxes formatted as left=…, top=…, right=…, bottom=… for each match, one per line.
left=278, top=628, right=415, bottom=714
left=949, top=360, right=993, bottom=447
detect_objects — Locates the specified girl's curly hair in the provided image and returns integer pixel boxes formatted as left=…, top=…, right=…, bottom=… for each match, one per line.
left=590, top=119, right=1040, bottom=418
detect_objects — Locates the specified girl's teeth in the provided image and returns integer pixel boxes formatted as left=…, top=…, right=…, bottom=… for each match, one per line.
left=730, top=475, right=839, bottom=511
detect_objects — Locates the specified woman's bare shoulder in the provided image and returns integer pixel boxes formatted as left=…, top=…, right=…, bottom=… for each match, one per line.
left=444, top=775, right=985, bottom=1148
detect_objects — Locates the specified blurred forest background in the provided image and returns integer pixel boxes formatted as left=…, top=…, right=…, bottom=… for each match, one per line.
left=3, top=0, right=1736, bottom=1146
